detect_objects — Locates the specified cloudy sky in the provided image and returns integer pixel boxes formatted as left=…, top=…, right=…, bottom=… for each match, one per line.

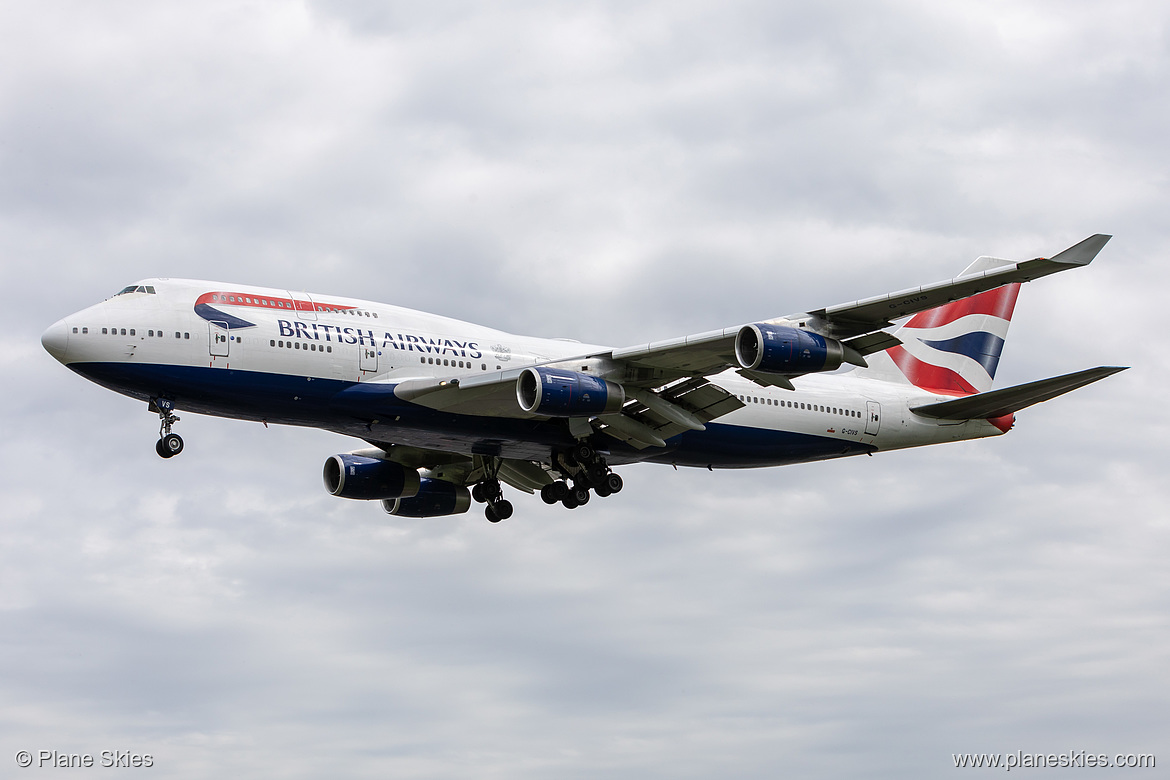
left=2, top=1, right=1168, bottom=777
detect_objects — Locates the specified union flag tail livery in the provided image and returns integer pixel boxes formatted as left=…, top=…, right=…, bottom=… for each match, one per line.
left=41, top=235, right=1125, bottom=522
left=852, top=256, right=1022, bottom=395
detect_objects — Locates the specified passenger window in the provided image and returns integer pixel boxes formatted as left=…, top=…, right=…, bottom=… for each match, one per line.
left=271, top=340, right=276, bottom=347
left=82, top=328, right=88, bottom=334
left=327, top=346, right=332, bottom=353
left=175, top=332, right=180, bottom=338
left=295, top=343, right=300, bottom=349
left=482, top=364, right=487, bottom=370
left=420, top=357, right=425, bottom=363
left=148, top=330, right=154, bottom=337
left=130, top=329, right=135, bottom=336
left=72, top=327, right=78, bottom=334
left=184, top=333, right=189, bottom=339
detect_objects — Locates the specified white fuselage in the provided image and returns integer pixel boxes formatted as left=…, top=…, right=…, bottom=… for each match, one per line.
left=43, top=278, right=1007, bottom=469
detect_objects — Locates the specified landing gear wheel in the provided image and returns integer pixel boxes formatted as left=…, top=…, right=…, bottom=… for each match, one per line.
left=604, top=473, right=623, bottom=494
left=472, top=483, right=487, bottom=503
left=492, top=499, right=513, bottom=520
left=570, top=442, right=595, bottom=464
left=562, top=494, right=580, bottom=509
left=153, top=399, right=182, bottom=458
left=586, top=463, right=608, bottom=485
left=595, top=482, right=612, bottom=498
left=541, top=482, right=568, bottom=504
left=571, top=486, right=590, bottom=506
left=485, top=505, right=501, bottom=523
left=157, top=433, right=183, bottom=458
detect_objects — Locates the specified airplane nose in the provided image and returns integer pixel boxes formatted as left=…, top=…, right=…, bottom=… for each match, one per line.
left=41, top=318, right=70, bottom=363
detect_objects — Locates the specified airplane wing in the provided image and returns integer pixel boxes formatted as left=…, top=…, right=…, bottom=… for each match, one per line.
left=607, top=234, right=1112, bottom=384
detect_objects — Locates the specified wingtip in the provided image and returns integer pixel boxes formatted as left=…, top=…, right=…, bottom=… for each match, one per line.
left=1049, top=234, right=1112, bottom=266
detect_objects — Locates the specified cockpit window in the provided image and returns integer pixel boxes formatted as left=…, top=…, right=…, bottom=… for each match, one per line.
left=114, top=285, right=157, bottom=296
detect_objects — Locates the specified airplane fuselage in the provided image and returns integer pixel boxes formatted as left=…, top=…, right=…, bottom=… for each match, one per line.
left=42, top=278, right=1006, bottom=471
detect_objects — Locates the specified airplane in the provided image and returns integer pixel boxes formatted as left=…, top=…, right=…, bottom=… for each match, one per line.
left=41, top=234, right=1125, bottom=522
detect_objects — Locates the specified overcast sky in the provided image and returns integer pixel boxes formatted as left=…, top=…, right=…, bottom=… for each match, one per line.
left=2, top=1, right=1168, bottom=777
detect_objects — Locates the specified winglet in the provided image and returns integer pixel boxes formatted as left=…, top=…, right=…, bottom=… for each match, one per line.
left=1046, top=234, right=1112, bottom=267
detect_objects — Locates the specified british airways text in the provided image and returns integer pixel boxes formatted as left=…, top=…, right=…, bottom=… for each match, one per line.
left=277, top=320, right=483, bottom=358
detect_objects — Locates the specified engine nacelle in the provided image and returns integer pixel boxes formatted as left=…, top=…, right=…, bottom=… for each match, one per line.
left=516, top=367, right=624, bottom=416
left=382, top=478, right=472, bottom=517
left=735, top=324, right=846, bottom=375
left=323, top=454, right=421, bottom=500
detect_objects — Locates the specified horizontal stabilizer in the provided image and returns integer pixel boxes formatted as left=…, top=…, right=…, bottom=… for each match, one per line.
left=910, top=366, right=1127, bottom=420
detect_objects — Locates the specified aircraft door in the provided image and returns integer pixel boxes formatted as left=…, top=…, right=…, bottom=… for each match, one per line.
left=209, top=321, right=230, bottom=357
left=360, top=345, right=378, bottom=373
left=865, top=401, right=881, bottom=435
left=287, top=291, right=318, bottom=321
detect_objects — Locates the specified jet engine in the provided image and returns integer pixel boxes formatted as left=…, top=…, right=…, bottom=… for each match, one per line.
left=323, top=453, right=421, bottom=500
left=516, top=367, right=624, bottom=416
left=382, top=478, right=472, bottom=517
left=735, top=324, right=848, bottom=375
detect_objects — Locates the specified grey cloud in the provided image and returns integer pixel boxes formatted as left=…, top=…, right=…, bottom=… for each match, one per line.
left=2, top=0, right=1168, bottom=777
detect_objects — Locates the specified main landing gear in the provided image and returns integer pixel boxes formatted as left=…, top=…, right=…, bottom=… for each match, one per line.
left=541, top=442, right=622, bottom=510
left=471, top=478, right=514, bottom=523
left=151, top=399, right=184, bottom=459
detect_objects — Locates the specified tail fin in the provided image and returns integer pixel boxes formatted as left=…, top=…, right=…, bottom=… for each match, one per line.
left=853, top=257, right=1021, bottom=395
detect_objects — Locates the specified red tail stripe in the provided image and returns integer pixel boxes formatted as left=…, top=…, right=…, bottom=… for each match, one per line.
left=887, top=345, right=979, bottom=396
left=904, top=284, right=1021, bottom=329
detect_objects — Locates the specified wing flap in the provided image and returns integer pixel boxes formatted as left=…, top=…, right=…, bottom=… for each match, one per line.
left=497, top=459, right=554, bottom=493
left=602, top=378, right=744, bottom=446
left=910, top=366, right=1127, bottom=420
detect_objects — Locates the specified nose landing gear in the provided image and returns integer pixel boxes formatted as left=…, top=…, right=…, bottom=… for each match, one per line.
left=150, top=398, right=183, bottom=459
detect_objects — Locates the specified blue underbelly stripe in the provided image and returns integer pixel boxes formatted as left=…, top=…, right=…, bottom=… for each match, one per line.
left=68, top=361, right=875, bottom=468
